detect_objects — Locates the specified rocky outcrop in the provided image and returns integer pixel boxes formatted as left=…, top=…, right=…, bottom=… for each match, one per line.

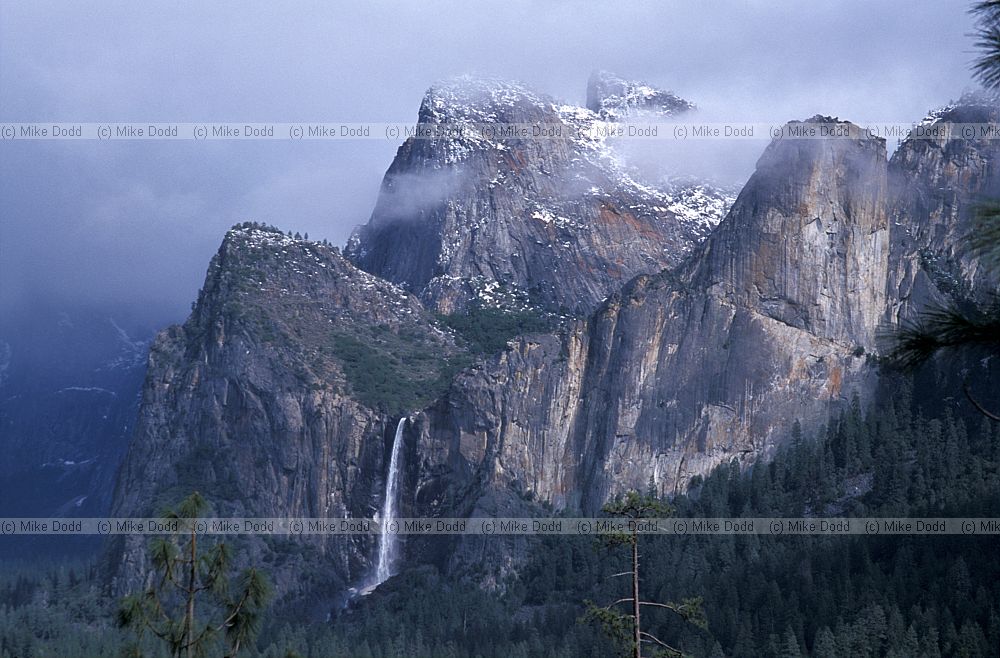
left=109, top=224, right=466, bottom=599
left=688, top=118, right=889, bottom=349
left=586, top=70, right=694, bottom=119
left=413, top=326, right=590, bottom=511
left=345, top=76, right=734, bottom=315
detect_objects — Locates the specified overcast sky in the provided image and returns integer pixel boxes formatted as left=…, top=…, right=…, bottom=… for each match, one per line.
left=0, top=0, right=981, bottom=322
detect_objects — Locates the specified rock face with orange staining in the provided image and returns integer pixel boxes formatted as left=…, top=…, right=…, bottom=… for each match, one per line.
left=413, top=99, right=999, bottom=521
left=416, top=117, right=890, bottom=514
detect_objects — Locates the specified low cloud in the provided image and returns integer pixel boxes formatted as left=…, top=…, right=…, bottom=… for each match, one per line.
left=0, top=0, right=981, bottom=323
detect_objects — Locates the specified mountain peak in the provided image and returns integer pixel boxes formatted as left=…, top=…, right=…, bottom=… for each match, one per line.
left=224, top=221, right=297, bottom=247
left=419, top=75, right=550, bottom=124
left=585, top=70, right=694, bottom=119
left=347, top=74, right=732, bottom=315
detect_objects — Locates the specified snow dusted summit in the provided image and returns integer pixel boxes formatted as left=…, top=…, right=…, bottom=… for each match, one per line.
left=346, top=73, right=737, bottom=315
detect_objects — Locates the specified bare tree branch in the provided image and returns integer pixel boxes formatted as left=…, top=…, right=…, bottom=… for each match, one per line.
left=640, top=631, right=682, bottom=655
left=965, top=381, right=1000, bottom=421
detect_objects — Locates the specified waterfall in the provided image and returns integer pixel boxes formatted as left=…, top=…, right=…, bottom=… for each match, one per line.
left=374, top=417, right=406, bottom=586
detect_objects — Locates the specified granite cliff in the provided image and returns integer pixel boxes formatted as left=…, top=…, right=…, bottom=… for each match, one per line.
left=885, top=91, right=1000, bottom=323
left=413, top=117, right=890, bottom=518
left=109, top=85, right=998, bottom=600
left=109, top=224, right=467, bottom=600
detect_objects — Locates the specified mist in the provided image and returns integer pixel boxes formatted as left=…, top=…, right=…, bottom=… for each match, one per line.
left=0, top=0, right=980, bottom=323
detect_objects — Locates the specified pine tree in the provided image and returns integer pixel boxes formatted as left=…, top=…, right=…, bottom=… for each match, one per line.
left=779, top=626, right=801, bottom=657
left=812, top=626, right=838, bottom=658
left=583, top=490, right=705, bottom=658
left=117, top=492, right=272, bottom=658
left=972, top=1, right=1000, bottom=88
